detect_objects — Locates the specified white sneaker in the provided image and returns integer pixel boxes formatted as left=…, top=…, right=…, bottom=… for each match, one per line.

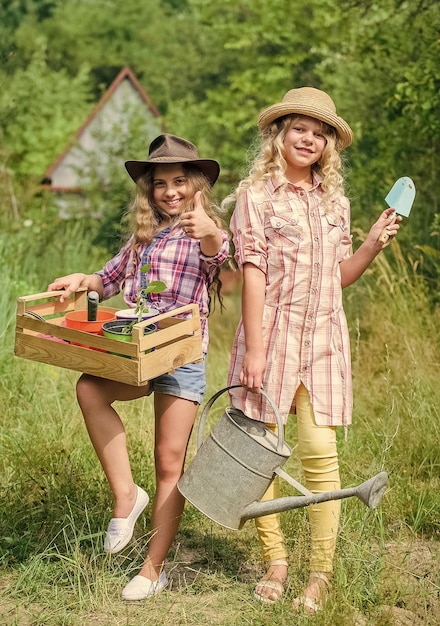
left=103, top=485, right=149, bottom=554
left=121, top=571, right=169, bottom=600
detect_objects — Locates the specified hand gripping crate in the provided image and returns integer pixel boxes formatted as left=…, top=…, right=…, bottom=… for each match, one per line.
left=15, top=288, right=203, bottom=386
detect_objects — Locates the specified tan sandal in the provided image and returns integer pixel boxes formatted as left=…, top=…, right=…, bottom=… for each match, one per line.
left=292, top=571, right=331, bottom=614
left=254, top=559, right=288, bottom=604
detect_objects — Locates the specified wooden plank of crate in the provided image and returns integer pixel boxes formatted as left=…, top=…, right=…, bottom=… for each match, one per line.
left=15, top=331, right=203, bottom=386
left=137, top=317, right=201, bottom=352
left=17, top=288, right=88, bottom=317
left=21, top=298, right=101, bottom=318
left=16, top=311, right=200, bottom=357
left=16, top=315, right=139, bottom=356
left=130, top=303, right=199, bottom=332
left=74, top=289, right=88, bottom=310
left=131, top=303, right=200, bottom=347
left=15, top=333, right=142, bottom=385
left=16, top=315, right=58, bottom=337
left=138, top=334, right=203, bottom=384
left=17, top=290, right=69, bottom=305
left=24, top=303, right=74, bottom=318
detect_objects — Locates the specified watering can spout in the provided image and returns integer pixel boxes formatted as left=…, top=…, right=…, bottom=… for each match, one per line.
left=240, top=472, right=388, bottom=525
left=177, top=386, right=389, bottom=531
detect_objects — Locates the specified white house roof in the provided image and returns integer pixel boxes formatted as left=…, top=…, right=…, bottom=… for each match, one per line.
left=43, top=66, right=163, bottom=192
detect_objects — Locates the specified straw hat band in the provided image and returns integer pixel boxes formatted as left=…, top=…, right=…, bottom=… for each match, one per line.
left=258, top=87, right=353, bottom=149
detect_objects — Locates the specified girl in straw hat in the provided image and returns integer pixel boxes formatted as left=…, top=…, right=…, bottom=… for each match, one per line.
left=48, top=134, right=229, bottom=601
left=224, top=88, right=400, bottom=612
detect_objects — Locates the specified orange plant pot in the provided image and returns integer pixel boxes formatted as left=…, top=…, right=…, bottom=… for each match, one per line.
left=64, top=310, right=116, bottom=335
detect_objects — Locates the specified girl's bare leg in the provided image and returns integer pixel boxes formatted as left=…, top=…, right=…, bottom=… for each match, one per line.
left=137, top=393, right=198, bottom=580
left=76, top=374, right=150, bottom=517
left=78, top=376, right=197, bottom=581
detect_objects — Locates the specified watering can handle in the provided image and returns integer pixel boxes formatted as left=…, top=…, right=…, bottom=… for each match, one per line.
left=197, top=385, right=286, bottom=454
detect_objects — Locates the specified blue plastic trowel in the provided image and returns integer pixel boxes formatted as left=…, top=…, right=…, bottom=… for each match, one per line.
left=379, top=176, right=416, bottom=243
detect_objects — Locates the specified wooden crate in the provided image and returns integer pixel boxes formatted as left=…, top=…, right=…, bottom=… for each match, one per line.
left=15, top=288, right=203, bottom=386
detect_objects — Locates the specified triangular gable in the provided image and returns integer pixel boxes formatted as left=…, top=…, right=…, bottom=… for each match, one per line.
left=43, top=66, right=163, bottom=192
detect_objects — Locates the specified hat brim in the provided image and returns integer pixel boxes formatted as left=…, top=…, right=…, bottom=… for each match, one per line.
left=258, top=104, right=353, bottom=149
left=125, top=158, right=220, bottom=186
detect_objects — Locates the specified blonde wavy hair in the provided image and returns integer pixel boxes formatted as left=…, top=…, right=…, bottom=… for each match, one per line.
left=127, top=163, right=226, bottom=310
left=222, top=115, right=346, bottom=217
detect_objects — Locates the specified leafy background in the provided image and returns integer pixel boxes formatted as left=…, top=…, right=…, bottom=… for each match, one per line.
left=1, top=1, right=440, bottom=625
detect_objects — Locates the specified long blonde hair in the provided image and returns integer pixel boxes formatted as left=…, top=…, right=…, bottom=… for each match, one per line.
left=127, top=163, right=226, bottom=310
left=222, top=115, right=346, bottom=216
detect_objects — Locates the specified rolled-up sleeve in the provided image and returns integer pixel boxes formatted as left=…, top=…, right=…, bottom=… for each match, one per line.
left=199, top=230, right=230, bottom=267
left=230, top=189, right=268, bottom=274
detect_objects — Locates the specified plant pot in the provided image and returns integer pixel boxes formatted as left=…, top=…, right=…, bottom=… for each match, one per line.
left=63, top=309, right=116, bottom=350
left=64, top=309, right=116, bottom=334
left=115, top=306, right=160, bottom=321
left=102, top=319, right=156, bottom=348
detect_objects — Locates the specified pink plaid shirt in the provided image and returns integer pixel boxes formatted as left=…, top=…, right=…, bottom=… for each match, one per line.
left=96, top=224, right=229, bottom=353
left=227, top=176, right=354, bottom=426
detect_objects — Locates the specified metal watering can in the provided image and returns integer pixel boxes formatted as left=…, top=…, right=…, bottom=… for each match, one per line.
left=177, top=386, right=388, bottom=530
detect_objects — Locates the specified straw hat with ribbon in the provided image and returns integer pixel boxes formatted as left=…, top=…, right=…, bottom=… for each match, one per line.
left=125, top=134, right=220, bottom=186
left=258, top=87, right=353, bottom=149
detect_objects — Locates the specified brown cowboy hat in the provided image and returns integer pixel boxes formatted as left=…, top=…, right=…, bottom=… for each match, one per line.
left=125, top=133, right=220, bottom=186
left=258, top=87, right=353, bottom=149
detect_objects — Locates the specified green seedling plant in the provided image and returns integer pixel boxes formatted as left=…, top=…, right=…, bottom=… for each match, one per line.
left=122, top=263, right=167, bottom=334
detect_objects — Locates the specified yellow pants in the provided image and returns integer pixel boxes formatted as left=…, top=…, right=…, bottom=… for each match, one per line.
left=255, top=384, right=340, bottom=573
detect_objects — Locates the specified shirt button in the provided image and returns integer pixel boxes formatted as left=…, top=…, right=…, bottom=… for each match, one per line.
left=276, top=221, right=282, bottom=227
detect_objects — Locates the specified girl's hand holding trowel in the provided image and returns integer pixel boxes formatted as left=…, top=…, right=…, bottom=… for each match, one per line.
left=340, top=177, right=416, bottom=287
left=340, top=208, right=402, bottom=288
left=371, top=207, right=402, bottom=248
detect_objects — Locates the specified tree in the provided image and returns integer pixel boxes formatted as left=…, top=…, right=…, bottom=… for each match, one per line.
left=313, top=0, right=440, bottom=242
left=0, top=38, right=91, bottom=219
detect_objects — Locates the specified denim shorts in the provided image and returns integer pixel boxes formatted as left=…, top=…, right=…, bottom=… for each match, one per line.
left=149, top=355, right=206, bottom=404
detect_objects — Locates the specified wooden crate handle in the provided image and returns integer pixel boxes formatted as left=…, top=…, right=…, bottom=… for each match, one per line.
left=130, top=303, right=200, bottom=333
left=16, top=287, right=88, bottom=315
left=17, top=286, right=87, bottom=303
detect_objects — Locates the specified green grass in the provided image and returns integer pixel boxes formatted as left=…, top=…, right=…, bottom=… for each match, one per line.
left=1, top=227, right=440, bottom=625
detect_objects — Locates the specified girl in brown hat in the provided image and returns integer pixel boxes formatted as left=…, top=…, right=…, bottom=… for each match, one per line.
left=224, top=88, right=400, bottom=612
left=48, top=134, right=229, bottom=600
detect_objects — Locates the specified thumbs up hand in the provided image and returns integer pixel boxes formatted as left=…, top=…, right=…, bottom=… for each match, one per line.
left=180, top=191, right=217, bottom=240
left=180, top=191, right=223, bottom=256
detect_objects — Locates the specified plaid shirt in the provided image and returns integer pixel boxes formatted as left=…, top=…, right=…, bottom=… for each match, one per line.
left=96, top=224, right=229, bottom=353
left=227, top=176, right=354, bottom=426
